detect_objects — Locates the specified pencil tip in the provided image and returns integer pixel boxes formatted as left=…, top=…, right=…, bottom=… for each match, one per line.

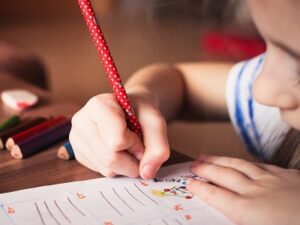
left=11, top=146, right=22, bottom=159
left=57, top=146, right=68, bottom=160
left=6, top=138, right=14, bottom=151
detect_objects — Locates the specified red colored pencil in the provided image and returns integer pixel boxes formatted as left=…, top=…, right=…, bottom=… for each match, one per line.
left=78, top=0, right=142, bottom=138
left=6, top=116, right=69, bottom=150
left=0, top=117, right=47, bottom=149
left=11, top=119, right=71, bottom=159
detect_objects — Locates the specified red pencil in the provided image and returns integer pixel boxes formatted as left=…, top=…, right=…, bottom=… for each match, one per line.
left=6, top=116, right=69, bottom=150
left=11, top=119, right=71, bottom=159
left=0, top=117, right=47, bottom=149
left=78, top=0, right=142, bottom=138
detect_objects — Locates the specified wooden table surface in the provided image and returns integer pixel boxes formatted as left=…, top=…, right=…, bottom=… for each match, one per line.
left=0, top=74, right=190, bottom=193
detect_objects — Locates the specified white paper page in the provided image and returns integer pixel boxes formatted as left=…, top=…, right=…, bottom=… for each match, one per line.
left=0, top=162, right=235, bottom=225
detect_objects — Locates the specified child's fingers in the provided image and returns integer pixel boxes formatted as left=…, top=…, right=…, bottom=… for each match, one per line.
left=138, top=110, right=170, bottom=179
left=86, top=95, right=145, bottom=157
left=71, top=111, right=140, bottom=177
left=123, top=131, right=145, bottom=160
left=190, top=162, right=252, bottom=194
left=69, top=130, right=117, bottom=177
left=255, top=163, right=283, bottom=173
left=75, top=151, right=117, bottom=178
left=105, top=152, right=140, bottom=178
left=72, top=123, right=140, bottom=178
left=197, top=155, right=266, bottom=179
left=186, top=178, right=240, bottom=222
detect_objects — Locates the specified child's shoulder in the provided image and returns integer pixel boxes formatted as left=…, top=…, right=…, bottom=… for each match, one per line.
left=229, top=54, right=265, bottom=84
left=226, top=54, right=290, bottom=161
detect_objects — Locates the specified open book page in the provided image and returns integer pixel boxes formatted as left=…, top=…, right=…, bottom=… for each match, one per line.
left=0, top=162, right=234, bottom=225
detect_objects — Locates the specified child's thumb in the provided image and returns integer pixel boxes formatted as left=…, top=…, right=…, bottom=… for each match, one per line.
left=139, top=120, right=170, bottom=179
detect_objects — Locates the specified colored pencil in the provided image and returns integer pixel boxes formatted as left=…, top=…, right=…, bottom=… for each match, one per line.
left=11, top=119, right=71, bottom=159
left=78, top=0, right=142, bottom=137
left=6, top=116, right=68, bottom=151
left=0, top=115, right=20, bottom=133
left=57, top=141, right=75, bottom=160
left=0, top=117, right=47, bottom=149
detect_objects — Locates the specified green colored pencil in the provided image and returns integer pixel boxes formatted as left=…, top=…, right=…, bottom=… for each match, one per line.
left=0, top=115, right=21, bottom=133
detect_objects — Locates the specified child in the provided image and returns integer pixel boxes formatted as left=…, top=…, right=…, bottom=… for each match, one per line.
left=70, top=0, right=300, bottom=224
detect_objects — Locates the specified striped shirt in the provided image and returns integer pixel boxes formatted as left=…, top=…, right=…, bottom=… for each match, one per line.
left=226, top=54, right=291, bottom=161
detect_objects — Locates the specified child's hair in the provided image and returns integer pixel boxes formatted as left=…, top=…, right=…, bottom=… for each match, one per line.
left=271, top=129, right=300, bottom=169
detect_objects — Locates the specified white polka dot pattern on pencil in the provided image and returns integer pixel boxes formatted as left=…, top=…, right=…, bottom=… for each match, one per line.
left=78, top=0, right=142, bottom=137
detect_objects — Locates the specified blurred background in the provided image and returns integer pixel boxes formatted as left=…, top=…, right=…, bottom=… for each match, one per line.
left=0, top=0, right=264, bottom=159
left=0, top=0, right=261, bottom=103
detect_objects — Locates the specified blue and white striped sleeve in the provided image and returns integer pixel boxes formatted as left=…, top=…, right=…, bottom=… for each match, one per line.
left=226, top=54, right=290, bottom=161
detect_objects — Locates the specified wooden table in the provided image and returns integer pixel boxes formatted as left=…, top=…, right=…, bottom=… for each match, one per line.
left=0, top=74, right=190, bottom=193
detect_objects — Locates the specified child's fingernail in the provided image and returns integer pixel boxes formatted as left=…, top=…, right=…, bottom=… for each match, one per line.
left=142, top=165, right=157, bottom=179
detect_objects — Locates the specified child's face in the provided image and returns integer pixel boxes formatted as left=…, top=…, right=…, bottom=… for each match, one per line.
left=249, top=0, right=300, bottom=129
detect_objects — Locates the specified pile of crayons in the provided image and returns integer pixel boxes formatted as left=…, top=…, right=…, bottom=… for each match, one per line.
left=0, top=115, right=75, bottom=160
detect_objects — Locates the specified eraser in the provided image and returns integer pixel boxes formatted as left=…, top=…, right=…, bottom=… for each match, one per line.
left=1, top=89, right=38, bottom=111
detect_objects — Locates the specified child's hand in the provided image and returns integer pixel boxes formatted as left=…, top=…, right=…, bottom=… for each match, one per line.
left=187, top=155, right=300, bottom=225
left=70, top=93, right=170, bottom=179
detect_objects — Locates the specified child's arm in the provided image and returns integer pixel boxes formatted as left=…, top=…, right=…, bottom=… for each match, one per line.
left=70, top=62, right=232, bottom=179
left=125, top=62, right=232, bottom=122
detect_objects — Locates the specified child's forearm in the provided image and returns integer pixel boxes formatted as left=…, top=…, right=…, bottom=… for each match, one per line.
left=176, top=62, right=232, bottom=121
left=125, top=62, right=232, bottom=122
left=125, top=63, right=184, bottom=122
